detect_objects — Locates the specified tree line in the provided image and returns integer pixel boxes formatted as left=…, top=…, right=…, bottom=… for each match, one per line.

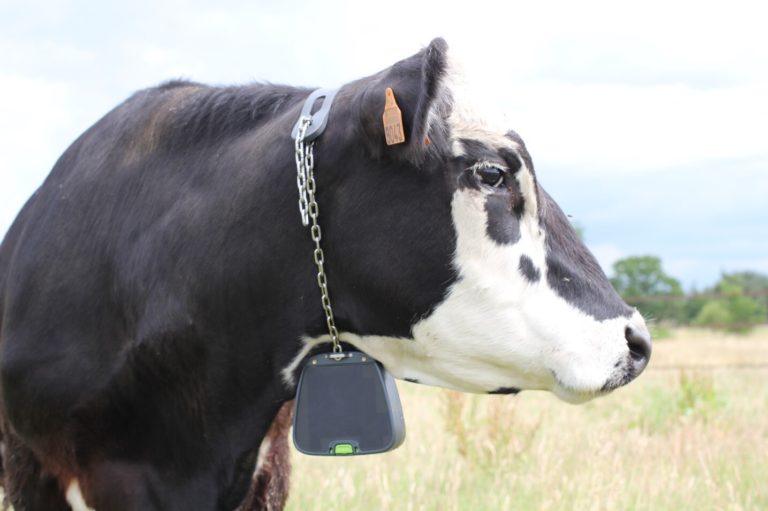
left=609, top=256, right=768, bottom=333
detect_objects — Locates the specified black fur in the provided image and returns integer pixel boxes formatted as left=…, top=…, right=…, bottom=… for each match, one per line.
left=0, top=38, right=461, bottom=511
left=519, top=255, right=541, bottom=283
left=541, top=189, right=633, bottom=320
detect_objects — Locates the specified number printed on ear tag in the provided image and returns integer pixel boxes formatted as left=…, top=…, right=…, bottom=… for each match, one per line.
left=382, top=87, right=406, bottom=146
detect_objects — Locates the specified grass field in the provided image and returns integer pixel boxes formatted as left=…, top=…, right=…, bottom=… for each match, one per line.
left=286, top=327, right=768, bottom=511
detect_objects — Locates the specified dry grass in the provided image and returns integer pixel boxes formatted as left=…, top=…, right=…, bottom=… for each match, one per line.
left=2, top=328, right=766, bottom=509
left=287, top=327, right=768, bottom=511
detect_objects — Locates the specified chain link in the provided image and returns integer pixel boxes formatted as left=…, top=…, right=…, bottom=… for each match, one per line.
left=294, top=116, right=342, bottom=353
left=295, top=120, right=310, bottom=226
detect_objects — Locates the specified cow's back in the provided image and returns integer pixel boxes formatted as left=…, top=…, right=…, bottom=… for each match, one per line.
left=0, top=81, right=310, bottom=464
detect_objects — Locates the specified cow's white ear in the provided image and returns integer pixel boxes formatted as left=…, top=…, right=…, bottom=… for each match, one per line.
left=358, top=37, right=450, bottom=163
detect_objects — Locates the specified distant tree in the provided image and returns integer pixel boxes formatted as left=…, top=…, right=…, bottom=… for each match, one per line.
left=610, top=256, right=684, bottom=323
left=693, top=301, right=731, bottom=329
left=695, top=278, right=768, bottom=333
left=682, top=286, right=708, bottom=324
left=717, top=271, right=768, bottom=310
left=727, top=293, right=767, bottom=330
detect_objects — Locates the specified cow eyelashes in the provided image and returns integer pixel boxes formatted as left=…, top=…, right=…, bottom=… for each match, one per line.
left=473, top=165, right=506, bottom=188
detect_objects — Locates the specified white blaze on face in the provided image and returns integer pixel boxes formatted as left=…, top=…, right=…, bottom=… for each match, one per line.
left=335, top=168, right=641, bottom=402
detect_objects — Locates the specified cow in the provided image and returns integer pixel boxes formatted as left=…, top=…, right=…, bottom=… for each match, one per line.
left=0, top=37, right=651, bottom=510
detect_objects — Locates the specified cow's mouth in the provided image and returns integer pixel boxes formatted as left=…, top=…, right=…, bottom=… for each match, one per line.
left=551, top=370, right=621, bottom=404
left=601, top=368, right=635, bottom=393
left=487, top=387, right=521, bottom=395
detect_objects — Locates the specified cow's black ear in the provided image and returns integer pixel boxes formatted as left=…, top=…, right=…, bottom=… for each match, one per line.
left=356, top=37, right=450, bottom=163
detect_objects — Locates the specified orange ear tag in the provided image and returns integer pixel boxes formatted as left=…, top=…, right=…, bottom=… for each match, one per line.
left=382, top=87, right=406, bottom=145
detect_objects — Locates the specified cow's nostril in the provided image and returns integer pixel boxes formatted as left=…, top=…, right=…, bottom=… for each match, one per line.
left=625, top=324, right=652, bottom=375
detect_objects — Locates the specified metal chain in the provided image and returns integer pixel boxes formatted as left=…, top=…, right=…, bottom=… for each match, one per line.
left=294, top=118, right=310, bottom=226
left=294, top=116, right=342, bottom=353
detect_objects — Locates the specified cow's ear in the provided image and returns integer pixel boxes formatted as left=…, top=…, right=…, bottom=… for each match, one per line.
left=356, top=37, right=450, bottom=163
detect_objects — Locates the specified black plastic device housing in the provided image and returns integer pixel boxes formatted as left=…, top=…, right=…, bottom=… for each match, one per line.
left=292, top=351, right=406, bottom=456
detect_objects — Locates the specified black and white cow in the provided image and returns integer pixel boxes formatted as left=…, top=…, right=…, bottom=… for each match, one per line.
left=0, top=38, right=650, bottom=510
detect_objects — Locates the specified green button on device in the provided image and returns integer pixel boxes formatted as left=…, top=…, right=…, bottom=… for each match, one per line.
left=332, top=443, right=356, bottom=455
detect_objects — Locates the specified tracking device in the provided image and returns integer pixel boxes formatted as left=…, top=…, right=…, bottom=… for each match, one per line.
left=292, top=351, right=406, bottom=456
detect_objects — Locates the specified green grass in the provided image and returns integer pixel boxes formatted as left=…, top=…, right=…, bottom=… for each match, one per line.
left=629, top=371, right=727, bottom=433
left=286, top=328, right=768, bottom=511
left=649, top=322, right=674, bottom=340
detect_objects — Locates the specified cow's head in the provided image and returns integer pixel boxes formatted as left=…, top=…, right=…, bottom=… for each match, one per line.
left=291, top=38, right=650, bottom=403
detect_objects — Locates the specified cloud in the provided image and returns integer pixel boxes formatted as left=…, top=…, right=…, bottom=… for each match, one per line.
left=0, top=73, right=74, bottom=205
left=0, top=74, right=72, bottom=176
left=547, top=153, right=768, bottom=289
left=476, top=82, right=768, bottom=176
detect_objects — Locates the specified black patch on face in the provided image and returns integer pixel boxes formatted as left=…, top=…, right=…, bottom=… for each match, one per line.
left=404, top=378, right=419, bottom=384
left=455, top=138, right=528, bottom=246
left=497, top=147, right=524, bottom=174
left=503, top=131, right=535, bottom=174
left=488, top=387, right=520, bottom=395
left=457, top=132, right=632, bottom=322
left=518, top=255, right=540, bottom=283
left=485, top=193, right=521, bottom=244
left=539, top=188, right=633, bottom=321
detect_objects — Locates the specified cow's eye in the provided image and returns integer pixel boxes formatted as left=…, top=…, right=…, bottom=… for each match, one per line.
left=475, top=165, right=506, bottom=188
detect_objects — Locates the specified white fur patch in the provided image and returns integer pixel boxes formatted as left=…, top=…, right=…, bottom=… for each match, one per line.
left=281, top=337, right=325, bottom=387
left=351, top=189, right=643, bottom=402
left=253, top=434, right=272, bottom=478
left=284, top=186, right=647, bottom=402
left=66, top=479, right=95, bottom=511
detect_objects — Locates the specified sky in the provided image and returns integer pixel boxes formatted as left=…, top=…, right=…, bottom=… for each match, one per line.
left=1, top=0, right=767, bottom=289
